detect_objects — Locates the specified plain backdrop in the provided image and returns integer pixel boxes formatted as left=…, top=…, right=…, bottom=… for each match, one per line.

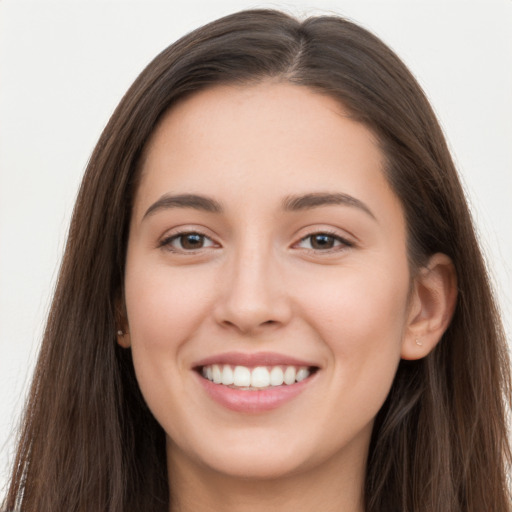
left=1, top=0, right=511, bottom=493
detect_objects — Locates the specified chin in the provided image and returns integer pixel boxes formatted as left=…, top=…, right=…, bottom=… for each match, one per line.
left=204, top=453, right=309, bottom=481
left=168, top=431, right=316, bottom=481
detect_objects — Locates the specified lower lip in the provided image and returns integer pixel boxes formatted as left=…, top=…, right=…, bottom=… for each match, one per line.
left=196, top=373, right=315, bottom=413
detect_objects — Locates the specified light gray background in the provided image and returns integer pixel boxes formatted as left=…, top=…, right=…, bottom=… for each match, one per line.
left=1, top=0, right=511, bottom=493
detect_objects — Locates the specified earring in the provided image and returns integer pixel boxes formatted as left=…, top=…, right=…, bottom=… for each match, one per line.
left=117, top=330, right=124, bottom=336
left=415, top=338, right=423, bottom=346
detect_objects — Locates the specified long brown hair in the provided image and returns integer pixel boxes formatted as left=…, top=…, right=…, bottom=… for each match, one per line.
left=3, top=9, right=510, bottom=512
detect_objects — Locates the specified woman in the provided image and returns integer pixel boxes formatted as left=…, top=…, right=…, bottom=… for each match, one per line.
left=3, top=8, right=510, bottom=512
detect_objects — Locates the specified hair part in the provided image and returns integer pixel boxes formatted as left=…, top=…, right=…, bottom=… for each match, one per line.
left=3, top=9, right=511, bottom=512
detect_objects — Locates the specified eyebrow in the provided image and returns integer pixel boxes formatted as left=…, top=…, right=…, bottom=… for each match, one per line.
left=143, top=193, right=223, bottom=219
left=142, top=191, right=376, bottom=221
left=282, top=192, right=376, bottom=220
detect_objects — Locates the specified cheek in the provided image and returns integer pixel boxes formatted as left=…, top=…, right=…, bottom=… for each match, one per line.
left=294, top=261, right=410, bottom=395
left=299, top=263, right=409, bottom=339
left=123, top=261, right=219, bottom=415
left=122, top=261, right=217, bottom=429
left=125, top=262, right=213, bottom=349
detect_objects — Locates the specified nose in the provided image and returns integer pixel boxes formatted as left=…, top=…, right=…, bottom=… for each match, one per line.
left=213, top=245, right=292, bottom=335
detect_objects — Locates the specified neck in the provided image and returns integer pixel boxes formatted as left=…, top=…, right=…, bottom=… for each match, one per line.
left=166, top=439, right=367, bottom=512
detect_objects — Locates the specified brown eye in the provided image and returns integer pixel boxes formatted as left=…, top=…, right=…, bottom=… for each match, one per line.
left=310, top=234, right=336, bottom=249
left=180, top=233, right=206, bottom=249
left=296, top=232, right=352, bottom=251
left=162, top=232, right=216, bottom=252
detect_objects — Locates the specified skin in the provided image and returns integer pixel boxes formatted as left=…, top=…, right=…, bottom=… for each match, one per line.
left=120, top=82, right=456, bottom=512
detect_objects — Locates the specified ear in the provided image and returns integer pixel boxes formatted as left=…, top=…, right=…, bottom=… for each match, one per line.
left=401, top=253, right=458, bottom=360
left=115, top=295, right=131, bottom=348
left=116, top=328, right=131, bottom=349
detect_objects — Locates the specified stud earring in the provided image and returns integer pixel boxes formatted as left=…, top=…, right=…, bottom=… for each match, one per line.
left=117, top=330, right=124, bottom=336
left=415, top=338, right=423, bottom=346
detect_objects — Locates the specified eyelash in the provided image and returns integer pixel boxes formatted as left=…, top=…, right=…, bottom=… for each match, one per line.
left=295, top=231, right=353, bottom=252
left=159, top=229, right=354, bottom=255
left=158, top=231, right=217, bottom=252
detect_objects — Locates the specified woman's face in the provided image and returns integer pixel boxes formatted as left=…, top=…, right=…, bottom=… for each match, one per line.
left=123, top=83, right=419, bottom=480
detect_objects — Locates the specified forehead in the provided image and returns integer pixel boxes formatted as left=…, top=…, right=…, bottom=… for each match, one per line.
left=142, top=82, right=378, bottom=174
left=134, top=82, right=403, bottom=229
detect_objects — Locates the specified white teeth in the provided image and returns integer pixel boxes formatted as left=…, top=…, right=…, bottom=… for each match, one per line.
left=283, top=366, right=296, bottom=385
left=221, top=364, right=234, bottom=385
left=251, top=367, right=270, bottom=388
left=201, top=364, right=312, bottom=388
left=269, top=366, right=284, bottom=386
left=296, top=367, right=310, bottom=382
left=212, top=364, right=222, bottom=384
left=233, top=366, right=251, bottom=387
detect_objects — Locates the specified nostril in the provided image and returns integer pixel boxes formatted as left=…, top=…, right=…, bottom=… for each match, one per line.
left=218, top=316, right=281, bottom=334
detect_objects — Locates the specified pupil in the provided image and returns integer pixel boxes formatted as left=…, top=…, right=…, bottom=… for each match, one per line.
left=182, top=234, right=203, bottom=249
left=312, top=234, right=334, bottom=249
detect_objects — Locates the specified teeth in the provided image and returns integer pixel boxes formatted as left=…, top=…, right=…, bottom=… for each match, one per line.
left=251, top=367, right=270, bottom=388
left=296, top=367, right=310, bottom=382
left=283, top=366, right=296, bottom=385
left=201, top=364, right=312, bottom=388
left=221, top=365, right=234, bottom=385
left=212, top=364, right=222, bottom=384
left=269, top=366, right=284, bottom=386
left=233, top=365, right=251, bottom=387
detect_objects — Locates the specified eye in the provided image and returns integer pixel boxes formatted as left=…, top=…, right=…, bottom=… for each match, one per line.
left=160, top=232, right=217, bottom=252
left=296, top=232, right=352, bottom=251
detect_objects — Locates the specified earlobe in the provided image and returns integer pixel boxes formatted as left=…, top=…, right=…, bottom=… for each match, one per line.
left=401, top=253, right=458, bottom=360
left=115, top=295, right=131, bottom=348
left=116, top=328, right=131, bottom=348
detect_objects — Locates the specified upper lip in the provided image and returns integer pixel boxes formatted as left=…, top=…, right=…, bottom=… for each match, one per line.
left=193, top=351, right=319, bottom=369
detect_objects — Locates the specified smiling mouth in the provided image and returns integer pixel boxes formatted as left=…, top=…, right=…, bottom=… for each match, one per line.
left=198, top=364, right=319, bottom=390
